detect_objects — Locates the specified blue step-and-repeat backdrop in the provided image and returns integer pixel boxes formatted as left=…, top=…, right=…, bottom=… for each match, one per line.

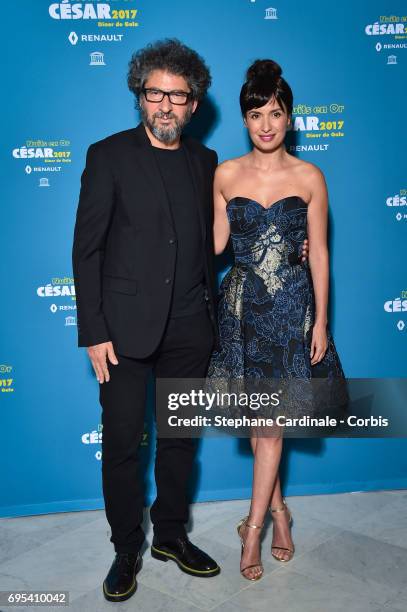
left=1, top=1, right=406, bottom=517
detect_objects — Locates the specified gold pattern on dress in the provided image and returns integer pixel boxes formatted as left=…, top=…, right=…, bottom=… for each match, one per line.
left=224, top=267, right=245, bottom=319
left=304, top=302, right=313, bottom=335
left=253, top=224, right=284, bottom=296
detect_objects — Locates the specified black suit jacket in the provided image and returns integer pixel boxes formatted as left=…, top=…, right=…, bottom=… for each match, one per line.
left=72, top=122, right=219, bottom=358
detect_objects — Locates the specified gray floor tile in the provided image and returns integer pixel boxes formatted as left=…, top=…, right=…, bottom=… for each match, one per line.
left=0, top=490, right=405, bottom=612
left=290, top=490, right=400, bottom=531
left=68, top=581, right=202, bottom=611
left=288, top=528, right=407, bottom=605
left=187, top=499, right=249, bottom=537
left=380, top=586, right=407, bottom=611
left=200, top=503, right=342, bottom=560
left=0, top=517, right=112, bottom=595
left=344, top=492, right=407, bottom=548
left=139, top=533, right=281, bottom=610
left=0, top=510, right=102, bottom=565
left=212, top=567, right=388, bottom=612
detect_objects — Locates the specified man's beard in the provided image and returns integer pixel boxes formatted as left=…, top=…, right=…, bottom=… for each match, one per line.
left=140, top=102, right=193, bottom=144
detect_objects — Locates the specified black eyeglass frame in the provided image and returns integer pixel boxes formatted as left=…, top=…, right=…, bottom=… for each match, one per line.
left=141, top=87, right=193, bottom=105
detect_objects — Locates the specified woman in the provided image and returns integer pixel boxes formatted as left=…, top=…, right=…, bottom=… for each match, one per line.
left=206, top=59, right=347, bottom=580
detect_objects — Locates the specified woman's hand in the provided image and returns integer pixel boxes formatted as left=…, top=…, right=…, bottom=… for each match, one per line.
left=301, top=238, right=309, bottom=262
left=310, top=323, right=328, bottom=365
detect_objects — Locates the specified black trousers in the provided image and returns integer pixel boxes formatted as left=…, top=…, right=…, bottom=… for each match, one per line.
left=99, top=308, right=214, bottom=554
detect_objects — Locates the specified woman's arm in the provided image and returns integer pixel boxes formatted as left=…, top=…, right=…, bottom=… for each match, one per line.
left=306, top=165, right=329, bottom=364
left=213, top=164, right=231, bottom=255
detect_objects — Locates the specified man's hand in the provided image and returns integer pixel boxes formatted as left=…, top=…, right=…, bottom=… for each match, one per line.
left=87, top=341, right=119, bottom=383
left=301, top=238, right=309, bottom=263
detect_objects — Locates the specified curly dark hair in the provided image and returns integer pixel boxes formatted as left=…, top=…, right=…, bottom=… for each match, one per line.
left=127, top=38, right=211, bottom=102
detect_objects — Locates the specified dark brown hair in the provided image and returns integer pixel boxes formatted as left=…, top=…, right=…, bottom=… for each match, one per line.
left=240, top=59, right=293, bottom=117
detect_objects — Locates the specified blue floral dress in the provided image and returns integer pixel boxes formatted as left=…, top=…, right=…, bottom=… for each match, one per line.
left=206, top=195, right=348, bottom=423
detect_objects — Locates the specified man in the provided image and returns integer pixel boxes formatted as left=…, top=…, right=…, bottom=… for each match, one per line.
left=72, top=39, right=220, bottom=602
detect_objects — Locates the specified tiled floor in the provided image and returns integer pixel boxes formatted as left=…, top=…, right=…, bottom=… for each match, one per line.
left=0, top=490, right=406, bottom=611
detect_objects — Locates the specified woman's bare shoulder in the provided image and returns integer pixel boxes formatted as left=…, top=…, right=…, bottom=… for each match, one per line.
left=295, top=157, right=323, bottom=176
left=290, top=157, right=326, bottom=187
left=215, top=154, right=250, bottom=177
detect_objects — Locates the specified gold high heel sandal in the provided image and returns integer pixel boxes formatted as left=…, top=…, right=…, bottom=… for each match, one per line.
left=270, top=499, right=295, bottom=562
left=236, top=516, right=264, bottom=581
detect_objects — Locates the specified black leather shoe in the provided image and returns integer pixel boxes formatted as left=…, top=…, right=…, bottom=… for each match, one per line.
left=151, top=536, right=220, bottom=577
left=103, top=552, right=142, bottom=602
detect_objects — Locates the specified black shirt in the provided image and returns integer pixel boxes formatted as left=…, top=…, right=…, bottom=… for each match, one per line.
left=153, top=144, right=206, bottom=318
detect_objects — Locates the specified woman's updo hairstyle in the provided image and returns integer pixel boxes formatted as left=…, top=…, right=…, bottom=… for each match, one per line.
left=240, top=59, right=293, bottom=117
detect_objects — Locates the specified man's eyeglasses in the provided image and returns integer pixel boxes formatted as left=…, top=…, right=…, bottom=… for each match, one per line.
left=142, top=88, right=192, bottom=105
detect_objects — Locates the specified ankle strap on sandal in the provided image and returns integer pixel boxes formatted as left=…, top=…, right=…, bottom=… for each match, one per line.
left=270, top=499, right=288, bottom=513
left=245, top=516, right=263, bottom=529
